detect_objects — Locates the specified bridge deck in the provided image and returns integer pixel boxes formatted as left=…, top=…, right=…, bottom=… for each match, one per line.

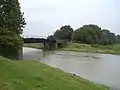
left=23, top=38, right=56, bottom=43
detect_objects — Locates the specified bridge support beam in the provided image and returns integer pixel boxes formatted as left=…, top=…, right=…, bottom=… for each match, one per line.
left=43, top=43, right=58, bottom=50
left=44, top=43, right=50, bottom=50
left=54, top=43, right=58, bottom=49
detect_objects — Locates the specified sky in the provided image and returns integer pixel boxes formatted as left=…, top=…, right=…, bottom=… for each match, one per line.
left=19, top=0, right=120, bottom=37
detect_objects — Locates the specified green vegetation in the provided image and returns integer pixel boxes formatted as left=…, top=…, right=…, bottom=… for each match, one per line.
left=53, top=24, right=120, bottom=54
left=53, top=24, right=120, bottom=45
left=116, top=35, right=120, bottom=43
left=0, top=28, right=23, bottom=59
left=0, top=0, right=26, bottom=59
left=24, top=43, right=44, bottom=49
left=0, top=0, right=26, bottom=34
left=72, top=25, right=102, bottom=44
left=61, top=42, right=120, bottom=54
left=0, top=57, right=108, bottom=90
left=54, top=25, right=73, bottom=41
left=72, top=25, right=116, bottom=45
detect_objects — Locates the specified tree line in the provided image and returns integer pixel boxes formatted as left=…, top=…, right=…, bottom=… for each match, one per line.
left=53, top=25, right=120, bottom=45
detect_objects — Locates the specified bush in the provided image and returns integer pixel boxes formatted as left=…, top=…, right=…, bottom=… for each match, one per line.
left=0, top=28, right=23, bottom=59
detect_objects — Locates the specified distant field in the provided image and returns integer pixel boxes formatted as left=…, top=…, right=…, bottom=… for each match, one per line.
left=61, top=42, right=120, bottom=54
left=23, top=43, right=43, bottom=49
left=0, top=57, right=108, bottom=90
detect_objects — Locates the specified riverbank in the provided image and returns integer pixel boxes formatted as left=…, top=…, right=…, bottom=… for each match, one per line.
left=24, top=43, right=120, bottom=55
left=0, top=57, right=108, bottom=90
left=61, top=43, right=120, bottom=55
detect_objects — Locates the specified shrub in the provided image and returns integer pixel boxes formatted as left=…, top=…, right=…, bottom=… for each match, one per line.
left=0, top=28, right=23, bottom=59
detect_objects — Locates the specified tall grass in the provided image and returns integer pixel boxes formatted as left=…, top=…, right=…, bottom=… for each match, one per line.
left=0, top=57, right=108, bottom=90
left=62, top=42, right=120, bottom=54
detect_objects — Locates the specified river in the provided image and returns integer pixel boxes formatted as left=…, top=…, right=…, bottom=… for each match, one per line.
left=23, top=47, right=120, bottom=90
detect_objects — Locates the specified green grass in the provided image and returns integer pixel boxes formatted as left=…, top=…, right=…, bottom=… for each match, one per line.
left=61, top=42, right=120, bottom=54
left=23, top=43, right=44, bottom=49
left=0, top=57, right=108, bottom=90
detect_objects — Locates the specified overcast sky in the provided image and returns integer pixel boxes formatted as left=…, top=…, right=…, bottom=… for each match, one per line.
left=19, top=0, right=120, bottom=37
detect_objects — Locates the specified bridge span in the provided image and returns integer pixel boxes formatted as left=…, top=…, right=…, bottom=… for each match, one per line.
left=23, top=38, right=57, bottom=50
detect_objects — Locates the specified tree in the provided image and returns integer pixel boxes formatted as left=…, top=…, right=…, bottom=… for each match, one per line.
left=101, top=29, right=116, bottom=45
left=116, top=35, right=120, bottom=43
left=0, top=0, right=26, bottom=34
left=72, top=24, right=102, bottom=44
left=0, top=28, right=22, bottom=59
left=54, top=25, right=73, bottom=41
left=47, top=35, right=55, bottom=41
left=54, top=30, right=63, bottom=40
left=0, top=0, right=26, bottom=59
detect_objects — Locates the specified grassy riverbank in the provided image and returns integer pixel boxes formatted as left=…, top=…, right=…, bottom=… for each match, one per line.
left=61, top=42, right=120, bottom=55
left=0, top=57, right=108, bottom=90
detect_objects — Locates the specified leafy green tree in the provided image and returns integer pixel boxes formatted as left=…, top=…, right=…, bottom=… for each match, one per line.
left=72, top=24, right=102, bottom=44
left=47, top=35, right=55, bottom=40
left=101, top=29, right=116, bottom=45
left=116, top=35, right=120, bottom=43
left=109, top=33, right=116, bottom=44
left=0, top=0, right=26, bottom=59
left=54, top=25, right=73, bottom=41
left=54, top=30, right=63, bottom=40
left=0, top=0, right=26, bottom=34
left=0, top=28, right=23, bottom=59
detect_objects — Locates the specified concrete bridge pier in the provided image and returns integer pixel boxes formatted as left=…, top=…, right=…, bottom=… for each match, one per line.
left=43, top=43, right=58, bottom=50
left=18, top=42, right=59, bottom=60
left=44, top=43, right=49, bottom=50
left=54, top=43, right=58, bottom=49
